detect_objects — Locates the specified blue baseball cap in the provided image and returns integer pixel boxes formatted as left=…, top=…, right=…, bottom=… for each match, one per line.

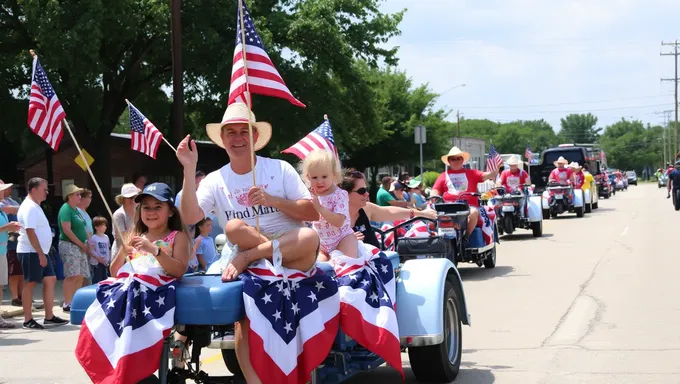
left=134, top=182, right=174, bottom=204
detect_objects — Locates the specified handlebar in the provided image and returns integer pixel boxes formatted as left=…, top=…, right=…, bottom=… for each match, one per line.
left=371, top=217, right=437, bottom=251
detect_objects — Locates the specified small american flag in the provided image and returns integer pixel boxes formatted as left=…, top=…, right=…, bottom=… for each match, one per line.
left=486, top=143, right=503, bottom=172
left=229, top=1, right=305, bottom=108
left=128, top=102, right=163, bottom=159
left=282, top=117, right=338, bottom=160
left=28, top=56, right=66, bottom=151
left=525, top=145, right=534, bottom=162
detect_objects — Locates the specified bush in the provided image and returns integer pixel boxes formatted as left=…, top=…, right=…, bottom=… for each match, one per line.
left=422, top=171, right=440, bottom=188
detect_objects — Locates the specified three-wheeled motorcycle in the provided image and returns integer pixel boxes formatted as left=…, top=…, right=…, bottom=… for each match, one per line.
left=491, top=186, right=543, bottom=237
left=541, top=183, right=585, bottom=218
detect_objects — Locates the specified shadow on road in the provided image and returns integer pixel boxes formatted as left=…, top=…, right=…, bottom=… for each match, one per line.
left=500, top=233, right=553, bottom=241
left=0, top=337, right=38, bottom=346
left=458, top=266, right=515, bottom=281
left=345, top=365, right=497, bottom=384
left=591, top=207, right=615, bottom=213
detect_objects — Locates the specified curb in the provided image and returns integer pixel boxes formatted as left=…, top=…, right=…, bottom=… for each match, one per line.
left=0, top=307, right=41, bottom=318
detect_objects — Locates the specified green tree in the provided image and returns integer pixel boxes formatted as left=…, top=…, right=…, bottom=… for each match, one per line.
left=558, top=113, right=602, bottom=144
left=0, top=0, right=404, bottom=200
left=600, top=118, right=663, bottom=172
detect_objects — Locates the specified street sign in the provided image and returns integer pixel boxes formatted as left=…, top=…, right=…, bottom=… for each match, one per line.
left=414, top=125, right=426, bottom=144
left=74, top=149, right=95, bottom=172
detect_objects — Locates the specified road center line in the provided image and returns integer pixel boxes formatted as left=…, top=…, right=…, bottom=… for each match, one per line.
left=620, top=226, right=629, bottom=236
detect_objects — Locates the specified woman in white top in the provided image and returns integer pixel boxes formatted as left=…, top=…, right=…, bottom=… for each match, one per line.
left=110, top=183, right=140, bottom=259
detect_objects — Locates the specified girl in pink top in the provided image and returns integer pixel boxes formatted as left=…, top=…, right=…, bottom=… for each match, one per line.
left=303, top=149, right=358, bottom=260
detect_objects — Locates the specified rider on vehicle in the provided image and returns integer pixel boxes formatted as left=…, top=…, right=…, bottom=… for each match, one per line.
left=175, top=103, right=320, bottom=384
left=666, top=160, right=680, bottom=199
left=497, top=155, right=530, bottom=193
left=570, top=162, right=585, bottom=189
left=430, top=147, right=499, bottom=243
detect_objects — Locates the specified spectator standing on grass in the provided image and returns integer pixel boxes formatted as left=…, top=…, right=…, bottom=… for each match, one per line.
left=57, top=184, right=90, bottom=312
left=88, top=216, right=111, bottom=284
left=17, top=177, right=67, bottom=329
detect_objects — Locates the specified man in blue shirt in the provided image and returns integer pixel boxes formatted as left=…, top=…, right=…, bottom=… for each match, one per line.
left=667, top=160, right=680, bottom=200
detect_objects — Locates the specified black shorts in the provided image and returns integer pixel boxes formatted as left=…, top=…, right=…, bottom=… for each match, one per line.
left=18, top=252, right=56, bottom=283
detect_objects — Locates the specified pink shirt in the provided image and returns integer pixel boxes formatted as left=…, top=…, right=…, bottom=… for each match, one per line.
left=313, top=187, right=354, bottom=252
left=549, top=167, right=572, bottom=184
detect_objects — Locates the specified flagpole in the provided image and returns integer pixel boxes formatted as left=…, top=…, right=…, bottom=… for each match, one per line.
left=124, top=99, right=177, bottom=153
left=238, top=0, right=260, bottom=232
left=29, top=50, right=131, bottom=266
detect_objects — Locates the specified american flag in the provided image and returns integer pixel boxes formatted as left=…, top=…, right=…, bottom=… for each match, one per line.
left=229, top=1, right=305, bottom=108
left=599, top=150, right=607, bottom=165
left=376, top=219, right=430, bottom=251
left=128, top=102, right=164, bottom=159
left=28, top=56, right=66, bottom=151
left=241, top=259, right=340, bottom=384
left=486, top=144, right=503, bottom=172
left=282, top=117, right=338, bottom=160
left=75, top=271, right=177, bottom=384
left=332, top=244, right=404, bottom=378
left=525, top=145, right=534, bottom=162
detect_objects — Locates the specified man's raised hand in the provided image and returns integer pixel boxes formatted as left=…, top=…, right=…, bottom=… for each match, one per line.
left=176, top=134, right=198, bottom=168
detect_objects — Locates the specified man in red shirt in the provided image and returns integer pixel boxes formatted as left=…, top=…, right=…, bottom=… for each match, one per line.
left=431, top=146, right=499, bottom=241
left=498, top=155, right=530, bottom=192
left=570, top=162, right=585, bottom=189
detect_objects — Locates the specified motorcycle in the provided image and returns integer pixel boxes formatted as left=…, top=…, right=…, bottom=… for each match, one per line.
left=493, top=186, right=543, bottom=237
left=542, top=182, right=585, bottom=218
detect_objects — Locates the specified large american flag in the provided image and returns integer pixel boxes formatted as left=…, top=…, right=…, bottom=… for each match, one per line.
left=282, top=117, right=338, bottom=160
left=525, top=145, right=534, bottom=162
left=229, top=1, right=305, bottom=108
left=128, top=102, right=164, bottom=159
left=75, top=271, right=177, bottom=384
left=486, top=143, right=503, bottom=172
left=332, top=245, right=404, bottom=378
left=28, top=56, right=66, bottom=151
left=241, top=259, right=340, bottom=384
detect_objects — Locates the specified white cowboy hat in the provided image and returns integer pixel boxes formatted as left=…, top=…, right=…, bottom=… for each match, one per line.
left=0, top=180, right=13, bottom=192
left=441, top=146, right=470, bottom=166
left=506, top=155, right=522, bottom=166
left=115, top=183, right=141, bottom=205
left=206, top=103, right=272, bottom=151
left=553, top=156, right=569, bottom=167
left=569, top=161, right=582, bottom=169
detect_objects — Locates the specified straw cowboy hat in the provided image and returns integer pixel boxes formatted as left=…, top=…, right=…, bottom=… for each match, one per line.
left=62, top=184, right=84, bottom=201
left=0, top=180, right=13, bottom=192
left=115, top=183, right=141, bottom=206
left=506, top=155, right=522, bottom=166
left=553, top=156, right=569, bottom=167
left=569, top=161, right=582, bottom=170
left=441, top=147, right=470, bottom=165
left=206, top=103, right=272, bottom=151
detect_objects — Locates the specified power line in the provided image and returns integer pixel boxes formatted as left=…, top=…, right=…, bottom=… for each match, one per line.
left=455, top=94, right=673, bottom=109
left=464, top=103, right=674, bottom=115
left=661, top=40, right=680, bottom=157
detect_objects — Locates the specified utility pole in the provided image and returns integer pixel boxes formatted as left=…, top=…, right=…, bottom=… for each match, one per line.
left=456, top=110, right=461, bottom=140
left=661, top=40, right=680, bottom=159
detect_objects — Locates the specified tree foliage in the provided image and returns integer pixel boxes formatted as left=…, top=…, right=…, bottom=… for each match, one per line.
left=558, top=113, right=602, bottom=144
left=600, top=118, right=663, bottom=172
left=456, top=118, right=559, bottom=155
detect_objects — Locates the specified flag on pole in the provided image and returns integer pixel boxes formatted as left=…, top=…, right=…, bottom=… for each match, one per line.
left=128, top=102, right=164, bottom=159
left=486, top=143, right=503, bottom=172
left=229, top=1, right=305, bottom=108
left=75, top=272, right=177, bottom=384
left=524, top=145, right=534, bottom=162
left=282, top=117, right=338, bottom=160
left=28, top=56, right=66, bottom=151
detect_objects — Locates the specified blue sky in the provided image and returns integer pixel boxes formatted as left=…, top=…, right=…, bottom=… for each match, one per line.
left=379, top=0, right=680, bottom=132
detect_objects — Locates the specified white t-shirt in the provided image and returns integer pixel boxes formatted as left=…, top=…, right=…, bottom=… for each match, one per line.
left=196, top=157, right=311, bottom=242
left=17, top=198, right=53, bottom=254
left=88, top=233, right=111, bottom=266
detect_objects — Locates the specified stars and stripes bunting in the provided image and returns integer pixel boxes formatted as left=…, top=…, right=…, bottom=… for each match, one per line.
left=28, top=55, right=66, bottom=151
left=282, top=116, right=338, bottom=161
left=486, top=144, right=503, bottom=173
left=75, top=272, right=177, bottom=384
left=229, top=1, right=305, bottom=108
left=128, top=101, right=164, bottom=159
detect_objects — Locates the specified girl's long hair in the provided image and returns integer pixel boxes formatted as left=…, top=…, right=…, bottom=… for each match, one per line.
left=127, top=199, right=192, bottom=254
left=194, top=217, right=212, bottom=239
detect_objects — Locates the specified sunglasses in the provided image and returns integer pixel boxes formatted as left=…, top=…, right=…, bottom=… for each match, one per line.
left=448, top=156, right=464, bottom=161
left=352, top=187, right=369, bottom=195
left=345, top=171, right=364, bottom=178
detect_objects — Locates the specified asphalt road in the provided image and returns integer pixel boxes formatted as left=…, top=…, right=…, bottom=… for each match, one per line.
left=1, top=183, right=678, bottom=384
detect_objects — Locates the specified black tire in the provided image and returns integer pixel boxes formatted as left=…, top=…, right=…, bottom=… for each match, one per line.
left=593, top=201, right=599, bottom=209
left=575, top=206, right=584, bottom=218
left=531, top=221, right=543, bottom=237
left=675, top=190, right=680, bottom=211
left=408, top=280, right=462, bottom=383
left=221, top=349, right=244, bottom=378
left=542, top=209, right=550, bottom=220
left=503, top=215, right=514, bottom=235
left=585, top=203, right=592, bottom=213
left=483, top=246, right=496, bottom=269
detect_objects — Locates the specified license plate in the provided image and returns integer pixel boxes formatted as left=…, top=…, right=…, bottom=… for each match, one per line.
left=502, top=205, right=515, bottom=212
left=438, top=228, right=456, bottom=239
left=555, top=194, right=563, bottom=199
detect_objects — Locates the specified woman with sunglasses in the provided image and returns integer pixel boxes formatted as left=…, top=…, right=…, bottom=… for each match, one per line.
left=339, top=171, right=436, bottom=249
left=430, top=147, right=499, bottom=243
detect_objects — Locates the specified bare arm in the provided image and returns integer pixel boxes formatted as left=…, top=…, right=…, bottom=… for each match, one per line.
left=155, top=231, right=190, bottom=278
left=482, top=170, right=499, bottom=181
left=387, top=199, right=409, bottom=208
left=109, top=245, right=128, bottom=277
left=271, top=197, right=318, bottom=222
left=1, top=206, right=18, bottom=215
left=61, top=221, right=88, bottom=250
left=192, top=237, right=207, bottom=270
left=180, top=168, right=205, bottom=225
left=363, top=202, right=435, bottom=223
left=314, top=203, right=345, bottom=228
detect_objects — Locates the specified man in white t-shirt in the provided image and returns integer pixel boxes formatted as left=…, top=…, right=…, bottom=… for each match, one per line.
left=176, top=103, right=319, bottom=382
left=16, top=178, right=67, bottom=329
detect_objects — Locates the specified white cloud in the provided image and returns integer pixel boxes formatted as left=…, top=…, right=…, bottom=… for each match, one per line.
left=381, top=0, right=680, bottom=130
